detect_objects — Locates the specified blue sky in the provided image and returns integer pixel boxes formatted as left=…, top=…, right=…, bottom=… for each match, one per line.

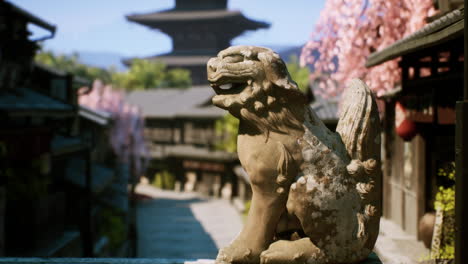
left=10, top=0, right=325, bottom=57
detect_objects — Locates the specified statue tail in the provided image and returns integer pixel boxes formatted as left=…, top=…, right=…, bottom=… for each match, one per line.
left=336, top=79, right=381, bottom=162
left=336, top=79, right=382, bottom=251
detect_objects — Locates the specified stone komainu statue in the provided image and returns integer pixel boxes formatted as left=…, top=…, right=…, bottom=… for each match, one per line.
left=207, top=46, right=381, bottom=264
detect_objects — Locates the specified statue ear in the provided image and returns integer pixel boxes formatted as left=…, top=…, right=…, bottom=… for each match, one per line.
left=257, top=51, right=305, bottom=104
left=257, top=51, right=299, bottom=91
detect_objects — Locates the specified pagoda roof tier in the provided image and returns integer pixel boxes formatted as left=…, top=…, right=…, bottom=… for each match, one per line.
left=126, top=9, right=269, bottom=31
left=146, top=54, right=211, bottom=66
left=123, top=54, right=211, bottom=67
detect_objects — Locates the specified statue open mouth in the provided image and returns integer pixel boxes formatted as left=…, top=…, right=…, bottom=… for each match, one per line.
left=210, top=81, right=248, bottom=95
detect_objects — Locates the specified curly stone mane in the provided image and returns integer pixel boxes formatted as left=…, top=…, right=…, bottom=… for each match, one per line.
left=207, top=45, right=306, bottom=136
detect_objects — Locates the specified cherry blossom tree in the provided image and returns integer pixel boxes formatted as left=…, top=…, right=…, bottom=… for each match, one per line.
left=300, top=0, right=436, bottom=97
left=79, top=81, right=148, bottom=176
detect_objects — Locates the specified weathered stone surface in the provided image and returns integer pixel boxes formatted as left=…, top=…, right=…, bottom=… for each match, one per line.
left=0, top=253, right=382, bottom=264
left=207, top=46, right=382, bottom=264
left=0, top=258, right=211, bottom=264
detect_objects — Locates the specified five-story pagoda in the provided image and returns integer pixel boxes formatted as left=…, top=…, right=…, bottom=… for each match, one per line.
left=126, top=0, right=270, bottom=85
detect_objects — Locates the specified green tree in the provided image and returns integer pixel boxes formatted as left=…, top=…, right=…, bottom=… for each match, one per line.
left=35, top=51, right=113, bottom=83
left=432, top=162, right=455, bottom=260
left=162, top=68, right=192, bottom=88
left=286, top=55, right=310, bottom=94
left=215, top=113, right=239, bottom=153
left=151, top=170, right=176, bottom=190
left=35, top=51, right=191, bottom=90
left=112, top=59, right=191, bottom=90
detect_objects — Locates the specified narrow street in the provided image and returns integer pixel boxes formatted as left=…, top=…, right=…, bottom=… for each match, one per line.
left=135, top=183, right=243, bottom=259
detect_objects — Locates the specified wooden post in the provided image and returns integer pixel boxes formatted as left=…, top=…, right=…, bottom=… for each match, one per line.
left=83, top=148, right=94, bottom=257
left=465, top=0, right=468, bottom=100
left=129, top=135, right=138, bottom=257
left=454, top=2, right=467, bottom=263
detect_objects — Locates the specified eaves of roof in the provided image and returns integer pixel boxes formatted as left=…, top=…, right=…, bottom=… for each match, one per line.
left=0, top=88, right=74, bottom=117
left=366, top=8, right=464, bottom=67
left=78, top=105, right=113, bottom=126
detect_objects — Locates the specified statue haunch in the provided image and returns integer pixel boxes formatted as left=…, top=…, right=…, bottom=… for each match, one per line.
left=207, top=46, right=381, bottom=264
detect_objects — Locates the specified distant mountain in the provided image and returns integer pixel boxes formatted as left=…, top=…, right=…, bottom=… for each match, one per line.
left=77, top=51, right=127, bottom=71
left=276, top=45, right=303, bottom=61
left=74, top=46, right=318, bottom=72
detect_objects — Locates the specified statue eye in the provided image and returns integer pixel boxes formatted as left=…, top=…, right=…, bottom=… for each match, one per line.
left=224, top=54, right=244, bottom=63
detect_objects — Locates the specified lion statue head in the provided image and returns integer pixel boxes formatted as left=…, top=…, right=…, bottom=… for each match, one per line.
left=207, top=45, right=306, bottom=134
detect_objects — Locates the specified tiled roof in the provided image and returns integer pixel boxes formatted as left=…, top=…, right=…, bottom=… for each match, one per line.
left=3, top=1, right=56, bottom=38
left=122, top=54, right=213, bottom=68
left=311, top=98, right=339, bottom=123
left=148, top=144, right=237, bottom=161
left=309, top=80, right=340, bottom=122
left=138, top=55, right=212, bottom=67
left=128, top=84, right=339, bottom=121
left=0, top=88, right=74, bottom=116
left=126, top=86, right=225, bottom=119
left=176, top=106, right=226, bottom=119
left=127, top=9, right=269, bottom=30
left=127, top=10, right=243, bottom=22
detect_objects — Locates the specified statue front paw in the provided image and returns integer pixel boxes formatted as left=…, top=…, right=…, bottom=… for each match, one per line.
left=260, top=238, right=324, bottom=264
left=216, top=242, right=260, bottom=264
left=260, top=241, right=297, bottom=264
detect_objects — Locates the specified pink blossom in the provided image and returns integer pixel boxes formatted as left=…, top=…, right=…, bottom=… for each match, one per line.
left=301, top=0, right=435, bottom=97
left=79, top=82, right=149, bottom=177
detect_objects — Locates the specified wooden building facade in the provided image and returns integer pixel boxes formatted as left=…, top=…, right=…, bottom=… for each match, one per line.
left=127, top=87, right=238, bottom=198
left=0, top=1, right=134, bottom=257
left=366, top=5, right=464, bottom=240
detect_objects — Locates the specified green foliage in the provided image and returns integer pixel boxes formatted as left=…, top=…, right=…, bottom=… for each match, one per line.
left=100, top=207, right=126, bottom=252
left=111, top=59, right=191, bottom=90
left=286, top=55, right=310, bottom=94
left=163, top=68, right=192, bottom=88
left=35, top=51, right=191, bottom=90
left=215, top=113, right=239, bottom=153
left=433, top=162, right=455, bottom=260
left=35, top=51, right=113, bottom=83
left=151, top=170, right=176, bottom=190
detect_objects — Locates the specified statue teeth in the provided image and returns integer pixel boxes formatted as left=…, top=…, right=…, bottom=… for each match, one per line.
left=219, top=83, right=233, bottom=90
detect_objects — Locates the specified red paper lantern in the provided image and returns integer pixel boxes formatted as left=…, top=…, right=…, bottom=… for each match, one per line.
left=395, top=101, right=417, bottom=141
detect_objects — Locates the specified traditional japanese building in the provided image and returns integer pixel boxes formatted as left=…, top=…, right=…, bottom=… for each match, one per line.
left=0, top=1, right=135, bottom=257
left=366, top=3, right=464, bottom=259
left=125, top=0, right=270, bottom=198
left=125, top=0, right=270, bottom=85
left=126, top=86, right=238, bottom=197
